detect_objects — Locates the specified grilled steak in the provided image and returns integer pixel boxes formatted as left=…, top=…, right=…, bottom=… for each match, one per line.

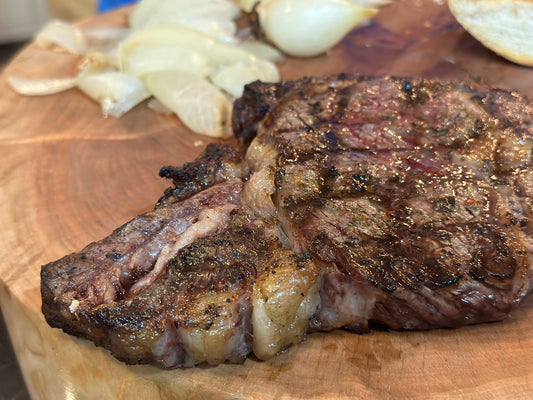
left=41, top=74, right=533, bottom=368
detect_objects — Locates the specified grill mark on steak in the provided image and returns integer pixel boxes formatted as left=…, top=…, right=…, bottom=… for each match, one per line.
left=242, top=74, right=533, bottom=331
left=42, top=73, right=533, bottom=368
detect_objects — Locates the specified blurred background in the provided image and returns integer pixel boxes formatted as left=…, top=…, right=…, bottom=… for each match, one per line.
left=0, top=0, right=139, bottom=45
left=1, top=0, right=94, bottom=45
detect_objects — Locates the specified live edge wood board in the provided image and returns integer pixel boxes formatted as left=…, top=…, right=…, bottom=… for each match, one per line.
left=1, top=1, right=533, bottom=399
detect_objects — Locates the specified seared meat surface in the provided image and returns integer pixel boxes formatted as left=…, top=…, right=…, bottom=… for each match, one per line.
left=236, top=74, right=533, bottom=332
left=42, top=74, right=533, bottom=368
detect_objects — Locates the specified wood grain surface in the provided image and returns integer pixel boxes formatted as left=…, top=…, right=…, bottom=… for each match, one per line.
left=1, top=1, right=533, bottom=399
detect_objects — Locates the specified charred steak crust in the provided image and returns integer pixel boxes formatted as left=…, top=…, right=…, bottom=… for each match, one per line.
left=41, top=73, right=533, bottom=368
left=156, top=143, right=247, bottom=207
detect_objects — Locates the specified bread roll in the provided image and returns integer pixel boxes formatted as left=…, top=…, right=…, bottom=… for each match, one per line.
left=448, top=0, right=533, bottom=66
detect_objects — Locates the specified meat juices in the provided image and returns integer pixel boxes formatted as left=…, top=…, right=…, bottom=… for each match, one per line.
left=42, top=74, right=533, bottom=368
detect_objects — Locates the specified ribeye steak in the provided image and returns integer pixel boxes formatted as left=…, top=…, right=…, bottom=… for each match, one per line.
left=41, top=74, right=533, bottom=368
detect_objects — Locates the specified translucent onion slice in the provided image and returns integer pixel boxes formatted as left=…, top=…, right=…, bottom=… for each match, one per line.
left=118, top=25, right=258, bottom=69
left=210, top=59, right=279, bottom=97
left=77, top=72, right=151, bottom=118
left=130, top=0, right=240, bottom=41
left=143, top=0, right=239, bottom=22
left=121, top=44, right=210, bottom=78
left=129, top=0, right=239, bottom=30
left=257, top=0, right=377, bottom=57
left=7, top=76, right=77, bottom=96
left=35, top=20, right=88, bottom=55
left=129, top=0, right=165, bottom=30
left=149, top=16, right=237, bottom=42
left=144, top=70, right=233, bottom=137
left=238, top=40, right=284, bottom=62
left=84, top=27, right=132, bottom=56
left=173, top=0, right=240, bottom=20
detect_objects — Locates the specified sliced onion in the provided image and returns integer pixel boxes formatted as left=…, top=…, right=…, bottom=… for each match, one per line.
left=121, top=44, right=210, bottom=78
left=151, top=16, right=238, bottom=42
left=118, top=26, right=211, bottom=70
left=77, top=72, right=151, bottom=118
left=144, top=70, right=233, bottom=137
left=207, top=37, right=260, bottom=65
left=129, top=0, right=240, bottom=41
left=238, top=0, right=261, bottom=12
left=84, top=27, right=132, bottom=56
left=35, top=20, right=88, bottom=55
left=257, top=0, right=377, bottom=57
left=147, top=98, right=173, bottom=115
left=129, top=0, right=165, bottom=30
left=350, top=0, right=389, bottom=6
left=118, top=25, right=258, bottom=69
left=81, top=52, right=117, bottom=75
left=84, top=27, right=131, bottom=42
left=7, top=76, right=77, bottom=96
left=210, top=59, right=279, bottom=97
left=142, top=0, right=239, bottom=22
left=238, top=40, right=284, bottom=62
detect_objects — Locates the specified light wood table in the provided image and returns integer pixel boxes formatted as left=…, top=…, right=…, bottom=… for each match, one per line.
left=1, top=2, right=533, bottom=399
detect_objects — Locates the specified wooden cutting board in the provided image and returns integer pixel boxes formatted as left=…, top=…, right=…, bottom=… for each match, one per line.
left=2, top=1, right=533, bottom=399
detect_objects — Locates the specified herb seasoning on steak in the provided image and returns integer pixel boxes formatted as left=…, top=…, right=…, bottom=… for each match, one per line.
left=41, top=74, right=533, bottom=368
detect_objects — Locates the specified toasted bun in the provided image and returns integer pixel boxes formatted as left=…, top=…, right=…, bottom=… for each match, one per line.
left=448, top=0, right=533, bottom=66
